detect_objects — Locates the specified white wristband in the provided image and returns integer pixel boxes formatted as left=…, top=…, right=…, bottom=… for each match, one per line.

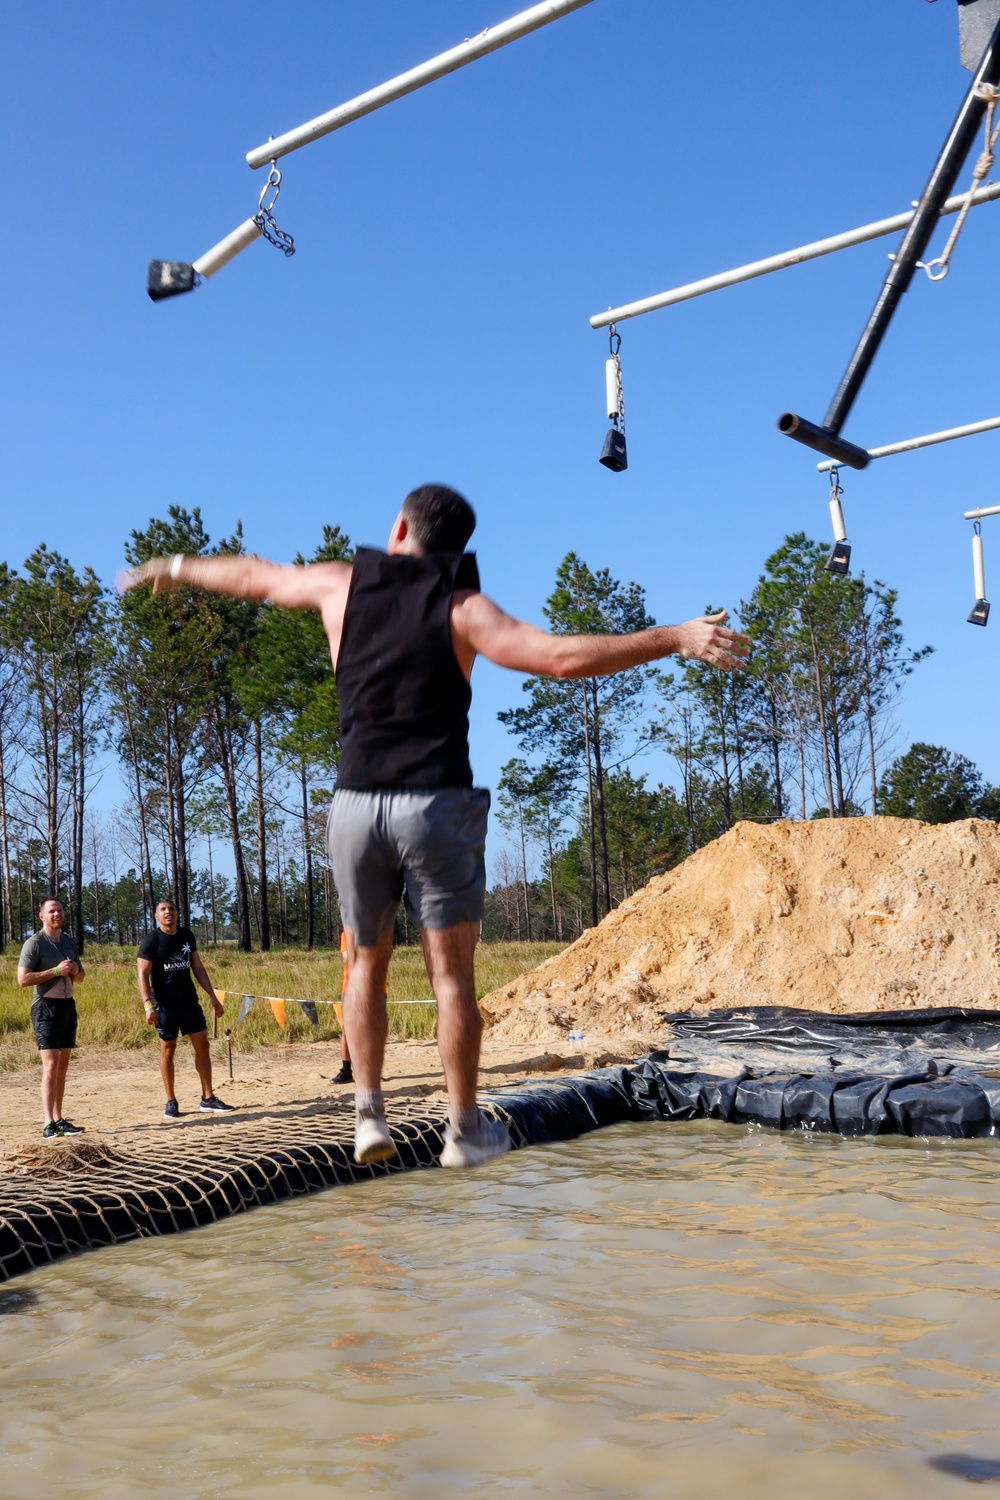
left=169, top=554, right=184, bottom=580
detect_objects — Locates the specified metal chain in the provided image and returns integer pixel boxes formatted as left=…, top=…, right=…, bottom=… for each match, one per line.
left=919, top=82, right=1000, bottom=281
left=253, top=160, right=296, bottom=258
left=608, top=323, right=625, bottom=431
left=829, top=466, right=842, bottom=505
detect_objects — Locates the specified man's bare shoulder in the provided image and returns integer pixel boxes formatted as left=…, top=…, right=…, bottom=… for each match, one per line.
left=266, top=558, right=352, bottom=612
left=450, top=588, right=505, bottom=622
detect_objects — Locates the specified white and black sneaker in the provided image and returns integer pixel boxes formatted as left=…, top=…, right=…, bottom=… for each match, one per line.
left=440, top=1113, right=512, bottom=1170
left=199, top=1095, right=234, bottom=1113
left=164, top=1099, right=180, bottom=1119
left=55, top=1118, right=85, bottom=1136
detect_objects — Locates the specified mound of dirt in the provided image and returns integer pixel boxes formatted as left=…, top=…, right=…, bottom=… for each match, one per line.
left=480, top=817, right=1000, bottom=1048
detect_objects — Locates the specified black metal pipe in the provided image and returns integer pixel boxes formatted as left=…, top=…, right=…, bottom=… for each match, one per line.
left=823, top=13, right=1000, bottom=435
left=777, top=412, right=871, bottom=469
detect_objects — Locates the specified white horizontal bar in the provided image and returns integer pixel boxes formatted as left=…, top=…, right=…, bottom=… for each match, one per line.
left=246, top=0, right=596, bottom=168
left=589, top=181, right=1000, bottom=329
left=192, top=217, right=262, bottom=278
left=964, top=504, right=1000, bottom=520
left=816, top=415, right=1000, bottom=473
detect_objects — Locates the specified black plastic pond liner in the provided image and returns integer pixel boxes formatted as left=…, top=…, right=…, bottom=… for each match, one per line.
left=493, top=1053, right=1000, bottom=1141
left=4, top=1046, right=1000, bottom=1282
left=661, top=1005, right=1000, bottom=1076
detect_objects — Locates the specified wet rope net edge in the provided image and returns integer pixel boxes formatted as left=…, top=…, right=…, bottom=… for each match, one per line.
left=4, top=1034, right=1000, bottom=1284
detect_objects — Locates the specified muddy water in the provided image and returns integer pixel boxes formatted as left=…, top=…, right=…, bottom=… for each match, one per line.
left=1, top=1122, right=999, bottom=1498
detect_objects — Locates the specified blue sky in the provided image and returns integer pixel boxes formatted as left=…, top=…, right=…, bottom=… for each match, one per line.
left=4, top=0, right=1000, bottom=815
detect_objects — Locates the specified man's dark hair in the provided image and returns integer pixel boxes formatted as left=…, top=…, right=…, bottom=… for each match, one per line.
left=155, top=898, right=177, bottom=911
left=401, top=485, right=476, bottom=553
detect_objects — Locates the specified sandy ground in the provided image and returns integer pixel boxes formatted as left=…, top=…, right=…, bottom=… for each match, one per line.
left=0, top=1032, right=647, bottom=1168
left=482, top=817, right=1000, bottom=1040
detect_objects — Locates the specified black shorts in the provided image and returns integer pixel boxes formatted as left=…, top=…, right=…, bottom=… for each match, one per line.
left=32, top=998, right=77, bottom=1051
left=154, top=998, right=208, bottom=1042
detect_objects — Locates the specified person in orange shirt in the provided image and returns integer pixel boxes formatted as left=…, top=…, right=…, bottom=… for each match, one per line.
left=332, top=929, right=353, bottom=1085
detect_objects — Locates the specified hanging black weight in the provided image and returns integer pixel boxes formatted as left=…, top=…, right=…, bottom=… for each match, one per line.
left=147, top=260, right=197, bottom=301
left=824, top=541, right=852, bottom=576
left=599, top=427, right=628, bottom=471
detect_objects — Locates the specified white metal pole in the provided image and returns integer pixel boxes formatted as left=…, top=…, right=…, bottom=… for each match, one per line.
left=829, top=493, right=848, bottom=543
left=605, top=358, right=620, bottom=420
left=192, top=218, right=263, bottom=278
left=964, top=504, right=1000, bottom=519
left=974, top=530, right=987, bottom=600
left=246, top=0, right=596, bottom=169
left=589, top=182, right=1000, bottom=329
left=815, top=414, right=1000, bottom=473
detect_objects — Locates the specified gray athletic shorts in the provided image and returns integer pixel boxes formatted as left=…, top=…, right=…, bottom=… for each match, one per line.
left=327, top=787, right=490, bottom=947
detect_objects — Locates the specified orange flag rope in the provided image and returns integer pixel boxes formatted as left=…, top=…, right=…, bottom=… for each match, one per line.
left=268, top=998, right=287, bottom=1031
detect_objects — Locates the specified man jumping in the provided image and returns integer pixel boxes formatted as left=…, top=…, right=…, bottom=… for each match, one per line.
left=127, top=485, right=748, bottom=1167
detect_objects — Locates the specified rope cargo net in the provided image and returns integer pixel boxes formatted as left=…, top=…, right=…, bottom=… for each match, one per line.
left=5, top=1008, right=1000, bottom=1283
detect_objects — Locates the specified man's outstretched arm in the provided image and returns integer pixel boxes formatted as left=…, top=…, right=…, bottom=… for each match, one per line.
left=452, top=593, right=749, bottom=677
left=120, top=554, right=350, bottom=612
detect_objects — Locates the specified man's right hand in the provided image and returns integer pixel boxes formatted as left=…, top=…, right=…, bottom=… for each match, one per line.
left=673, top=612, right=750, bottom=671
left=55, top=958, right=75, bottom=977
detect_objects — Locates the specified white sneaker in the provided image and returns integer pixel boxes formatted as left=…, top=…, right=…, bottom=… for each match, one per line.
left=354, top=1114, right=397, bottom=1166
left=440, top=1114, right=512, bottom=1170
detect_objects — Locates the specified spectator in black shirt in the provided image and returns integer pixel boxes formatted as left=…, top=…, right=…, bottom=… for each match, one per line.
left=137, top=899, right=233, bottom=1120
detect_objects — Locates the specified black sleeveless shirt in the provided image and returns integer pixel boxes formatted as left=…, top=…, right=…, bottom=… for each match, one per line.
left=335, top=547, right=480, bottom=790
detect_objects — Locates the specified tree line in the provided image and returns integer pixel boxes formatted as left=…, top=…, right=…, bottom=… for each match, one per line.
left=0, top=508, right=347, bottom=952
left=0, top=517, right=991, bottom=955
left=485, top=534, right=1000, bottom=943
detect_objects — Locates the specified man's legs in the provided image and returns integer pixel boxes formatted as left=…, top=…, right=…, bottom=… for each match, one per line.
left=160, top=1039, right=177, bottom=1100
left=342, top=926, right=394, bottom=1090
left=40, top=1048, right=61, bottom=1124
left=342, top=925, right=395, bottom=1164
left=419, top=922, right=480, bottom=1110
left=53, top=1049, right=71, bottom=1122
left=189, top=1030, right=214, bottom=1100
left=420, top=922, right=510, bottom=1169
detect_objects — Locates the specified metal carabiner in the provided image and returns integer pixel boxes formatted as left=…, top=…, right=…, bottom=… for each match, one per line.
left=258, top=161, right=283, bottom=216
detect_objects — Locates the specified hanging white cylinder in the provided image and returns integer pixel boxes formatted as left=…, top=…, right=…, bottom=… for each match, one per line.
left=605, top=358, right=620, bottom=420
left=974, top=530, right=987, bottom=601
left=829, top=494, right=848, bottom=544
left=192, top=218, right=263, bottom=278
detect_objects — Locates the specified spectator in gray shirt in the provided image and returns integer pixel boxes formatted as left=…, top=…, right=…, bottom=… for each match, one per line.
left=17, top=898, right=87, bottom=1142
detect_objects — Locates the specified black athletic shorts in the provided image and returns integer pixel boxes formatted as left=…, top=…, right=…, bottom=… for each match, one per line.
left=32, top=998, right=78, bottom=1051
left=154, top=998, right=208, bottom=1042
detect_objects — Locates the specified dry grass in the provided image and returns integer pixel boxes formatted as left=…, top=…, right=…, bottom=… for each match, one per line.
left=0, top=942, right=563, bottom=1072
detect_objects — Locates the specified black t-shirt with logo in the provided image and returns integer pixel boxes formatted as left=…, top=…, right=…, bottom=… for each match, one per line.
left=137, top=926, right=200, bottom=1010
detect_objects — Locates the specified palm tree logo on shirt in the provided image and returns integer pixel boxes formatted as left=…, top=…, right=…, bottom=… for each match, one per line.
left=181, top=943, right=191, bottom=957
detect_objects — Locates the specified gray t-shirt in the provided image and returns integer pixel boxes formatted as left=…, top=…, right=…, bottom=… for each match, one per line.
left=18, top=930, right=80, bottom=1004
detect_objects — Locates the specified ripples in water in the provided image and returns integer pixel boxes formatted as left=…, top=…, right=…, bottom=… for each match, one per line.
left=1, top=1122, right=999, bottom=1497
